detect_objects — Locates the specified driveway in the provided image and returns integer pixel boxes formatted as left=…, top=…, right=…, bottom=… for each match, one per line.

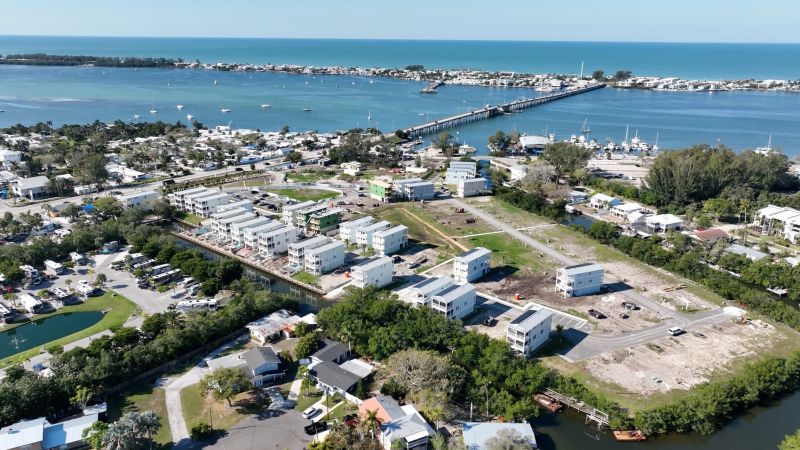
left=92, top=250, right=178, bottom=314
left=199, top=411, right=312, bottom=450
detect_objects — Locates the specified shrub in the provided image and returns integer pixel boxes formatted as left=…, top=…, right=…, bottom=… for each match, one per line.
left=190, top=422, right=214, bottom=440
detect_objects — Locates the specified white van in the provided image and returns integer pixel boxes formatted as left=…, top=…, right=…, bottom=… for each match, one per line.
left=667, top=327, right=684, bottom=336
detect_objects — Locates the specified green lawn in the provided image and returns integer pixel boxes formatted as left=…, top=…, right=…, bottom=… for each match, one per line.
left=377, top=205, right=463, bottom=255
left=0, top=291, right=138, bottom=367
left=294, top=385, right=324, bottom=412
left=179, top=213, right=206, bottom=226
left=180, top=383, right=253, bottom=432
left=292, top=271, right=321, bottom=286
left=322, top=401, right=358, bottom=421
left=287, top=170, right=337, bottom=183
left=108, top=381, right=173, bottom=446
left=469, top=233, right=553, bottom=272
left=267, top=188, right=339, bottom=202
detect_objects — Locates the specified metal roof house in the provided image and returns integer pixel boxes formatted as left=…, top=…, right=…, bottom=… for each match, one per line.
left=507, top=308, right=553, bottom=356
left=453, top=247, right=491, bottom=284
left=555, top=263, right=604, bottom=297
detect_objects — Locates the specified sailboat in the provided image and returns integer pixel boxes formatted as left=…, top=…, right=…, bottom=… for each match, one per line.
left=213, top=80, right=218, bottom=85
left=652, top=132, right=660, bottom=153
left=133, top=114, right=140, bottom=119
left=581, top=118, right=591, bottom=135
left=176, top=104, right=184, bottom=110
left=368, top=109, right=372, bottom=123
left=149, top=105, right=157, bottom=114
left=755, top=134, right=774, bottom=155
left=186, top=114, right=194, bottom=121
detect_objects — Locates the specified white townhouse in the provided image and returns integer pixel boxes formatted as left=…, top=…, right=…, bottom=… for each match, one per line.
left=216, top=199, right=254, bottom=214
left=169, top=187, right=212, bottom=211
left=445, top=161, right=477, bottom=184
left=229, top=216, right=272, bottom=246
left=288, top=236, right=332, bottom=269
left=373, top=225, right=408, bottom=256
left=12, top=176, right=49, bottom=200
left=356, top=221, right=391, bottom=247
left=258, top=225, right=299, bottom=257
left=430, top=283, right=476, bottom=320
left=305, top=240, right=346, bottom=275
left=339, top=216, right=376, bottom=243
left=404, top=276, right=454, bottom=307
left=457, top=177, right=488, bottom=198
left=555, top=263, right=604, bottom=297
left=213, top=211, right=257, bottom=240
left=351, top=256, right=394, bottom=289
left=281, top=200, right=317, bottom=223
left=453, top=247, right=491, bottom=284
left=243, top=222, right=284, bottom=252
left=192, top=192, right=232, bottom=217
left=507, top=308, right=553, bottom=356
left=589, top=193, right=621, bottom=209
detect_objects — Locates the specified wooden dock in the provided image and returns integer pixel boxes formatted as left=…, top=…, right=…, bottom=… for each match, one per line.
left=172, top=230, right=326, bottom=295
left=404, top=82, right=605, bottom=139
left=543, top=388, right=610, bottom=429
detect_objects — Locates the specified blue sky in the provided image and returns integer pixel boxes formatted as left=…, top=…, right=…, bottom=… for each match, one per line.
left=3, top=0, right=799, bottom=43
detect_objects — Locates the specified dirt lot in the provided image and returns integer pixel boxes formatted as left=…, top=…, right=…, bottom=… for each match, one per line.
left=583, top=319, right=782, bottom=394
left=534, top=226, right=721, bottom=312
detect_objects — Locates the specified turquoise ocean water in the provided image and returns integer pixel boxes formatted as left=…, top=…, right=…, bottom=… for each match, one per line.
left=0, top=36, right=798, bottom=154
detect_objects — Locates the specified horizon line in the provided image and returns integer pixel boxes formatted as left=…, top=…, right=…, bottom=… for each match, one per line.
left=0, top=34, right=799, bottom=45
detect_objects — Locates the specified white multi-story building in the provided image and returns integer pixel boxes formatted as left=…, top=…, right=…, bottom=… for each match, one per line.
left=281, top=201, right=317, bottom=223
left=445, top=161, right=477, bottom=184
left=305, top=241, right=346, bottom=275
left=351, top=256, right=394, bottom=289
left=12, top=176, right=50, bottom=200
left=115, top=190, right=158, bottom=210
left=507, top=309, right=553, bottom=356
left=169, top=187, right=212, bottom=210
left=183, top=189, right=222, bottom=213
left=216, top=199, right=254, bottom=214
left=229, top=216, right=272, bottom=245
left=357, top=221, right=391, bottom=247
left=393, top=178, right=435, bottom=201
left=430, top=283, right=476, bottom=320
left=213, top=211, right=256, bottom=240
left=341, top=161, right=362, bottom=176
left=243, top=222, right=283, bottom=251
left=457, top=178, right=488, bottom=198
left=339, top=216, right=375, bottom=243
left=210, top=207, right=249, bottom=222
left=288, top=236, right=331, bottom=269
left=405, top=276, right=454, bottom=307
left=555, top=263, right=604, bottom=297
left=258, top=225, right=299, bottom=257
left=373, top=225, right=408, bottom=255
left=453, top=247, right=491, bottom=284
left=193, top=192, right=232, bottom=217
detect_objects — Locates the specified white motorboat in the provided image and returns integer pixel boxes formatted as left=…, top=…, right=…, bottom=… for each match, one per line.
left=302, top=108, right=312, bottom=112
left=261, top=104, right=271, bottom=109
left=176, top=104, right=184, bottom=110
left=220, top=108, right=231, bottom=113
left=186, top=114, right=194, bottom=121
left=149, top=105, right=157, bottom=114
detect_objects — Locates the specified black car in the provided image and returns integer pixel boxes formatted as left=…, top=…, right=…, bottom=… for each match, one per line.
left=304, top=421, right=328, bottom=435
left=588, top=309, right=606, bottom=319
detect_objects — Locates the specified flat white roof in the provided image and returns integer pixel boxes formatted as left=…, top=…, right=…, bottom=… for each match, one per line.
left=433, top=283, right=475, bottom=302
left=353, top=256, right=393, bottom=272
left=560, top=263, right=604, bottom=276
left=456, top=247, right=490, bottom=262
left=375, top=225, right=408, bottom=238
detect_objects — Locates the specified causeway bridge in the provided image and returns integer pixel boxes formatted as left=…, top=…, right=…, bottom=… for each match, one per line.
left=403, top=82, right=605, bottom=139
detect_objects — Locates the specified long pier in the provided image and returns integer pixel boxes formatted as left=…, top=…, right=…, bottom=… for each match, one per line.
left=404, top=82, right=605, bottom=139
left=543, top=388, right=610, bottom=429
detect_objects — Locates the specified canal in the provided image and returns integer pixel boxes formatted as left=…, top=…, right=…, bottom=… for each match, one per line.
left=0, top=312, right=104, bottom=359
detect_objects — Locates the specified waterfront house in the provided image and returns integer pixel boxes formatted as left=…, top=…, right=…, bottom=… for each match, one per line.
left=192, top=192, right=232, bottom=217
left=215, top=199, right=254, bottom=214
left=754, top=204, right=800, bottom=243
left=212, top=211, right=257, bottom=240
left=373, top=225, right=408, bottom=255
left=645, top=214, right=683, bottom=232
left=691, top=228, right=730, bottom=243
left=555, top=263, right=604, bottom=297
left=461, top=422, right=537, bottom=449
left=182, top=189, right=222, bottom=213
left=257, top=225, right=299, bottom=257
left=453, top=247, right=491, bottom=284
left=430, top=283, right=476, bottom=320
left=610, top=202, right=642, bottom=218
left=169, top=186, right=212, bottom=211
left=725, top=243, right=768, bottom=261
left=339, top=216, right=375, bottom=243
left=351, top=256, right=394, bottom=289
left=445, top=161, right=477, bottom=184
left=403, top=275, right=454, bottom=307
left=507, top=308, right=553, bottom=356
left=244, top=223, right=282, bottom=251
left=358, top=396, right=434, bottom=450
left=305, top=240, right=346, bottom=275
left=229, top=216, right=273, bottom=246
left=356, top=220, right=391, bottom=247
left=589, top=193, right=621, bottom=209
left=457, top=177, right=488, bottom=198
left=12, top=176, right=49, bottom=200
left=288, top=235, right=331, bottom=269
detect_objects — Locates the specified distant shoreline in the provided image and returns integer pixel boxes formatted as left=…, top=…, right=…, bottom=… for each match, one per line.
left=2, top=52, right=798, bottom=94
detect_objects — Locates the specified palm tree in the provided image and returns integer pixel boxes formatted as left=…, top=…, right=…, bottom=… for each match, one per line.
left=362, top=409, right=382, bottom=441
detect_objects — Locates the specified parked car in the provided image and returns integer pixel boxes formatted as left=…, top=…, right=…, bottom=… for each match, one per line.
left=667, top=327, right=684, bottom=336
left=692, top=331, right=707, bottom=339
left=621, top=301, right=639, bottom=310
left=302, top=407, right=320, bottom=419
left=588, top=309, right=606, bottom=319
left=304, top=421, right=328, bottom=435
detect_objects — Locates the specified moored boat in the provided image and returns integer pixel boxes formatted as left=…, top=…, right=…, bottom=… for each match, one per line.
left=534, top=393, right=564, bottom=413
left=613, top=430, right=647, bottom=442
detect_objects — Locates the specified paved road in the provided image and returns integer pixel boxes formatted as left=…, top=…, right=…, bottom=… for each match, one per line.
left=92, top=249, right=178, bottom=314
left=445, top=197, right=731, bottom=361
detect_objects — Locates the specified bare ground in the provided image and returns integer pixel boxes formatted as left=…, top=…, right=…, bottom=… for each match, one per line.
left=583, top=320, right=782, bottom=394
